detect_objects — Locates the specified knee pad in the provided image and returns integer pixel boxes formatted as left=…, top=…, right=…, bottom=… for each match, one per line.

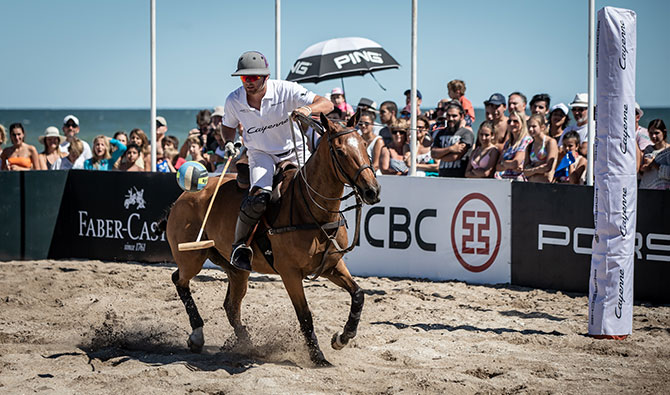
left=239, top=191, right=271, bottom=224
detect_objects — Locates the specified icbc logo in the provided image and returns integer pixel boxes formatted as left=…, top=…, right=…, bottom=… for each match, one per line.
left=450, top=193, right=502, bottom=272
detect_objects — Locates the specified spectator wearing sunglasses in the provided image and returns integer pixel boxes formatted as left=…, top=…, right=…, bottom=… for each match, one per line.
left=494, top=111, right=533, bottom=180
left=380, top=119, right=410, bottom=175
left=219, top=51, right=333, bottom=271
left=431, top=102, right=475, bottom=178
left=406, top=115, right=439, bottom=177
left=357, top=111, right=383, bottom=175
left=59, top=114, right=92, bottom=169
left=560, top=93, right=589, bottom=157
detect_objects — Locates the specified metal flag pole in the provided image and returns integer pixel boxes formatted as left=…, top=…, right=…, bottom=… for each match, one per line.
left=409, top=0, right=418, bottom=176
left=586, top=0, right=595, bottom=186
left=150, top=0, right=157, bottom=171
left=275, top=0, right=281, bottom=80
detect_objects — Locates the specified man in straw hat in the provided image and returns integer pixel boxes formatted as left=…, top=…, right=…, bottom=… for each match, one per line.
left=219, top=50, right=333, bottom=271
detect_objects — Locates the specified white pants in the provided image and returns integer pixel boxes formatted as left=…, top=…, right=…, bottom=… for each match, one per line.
left=248, top=147, right=310, bottom=191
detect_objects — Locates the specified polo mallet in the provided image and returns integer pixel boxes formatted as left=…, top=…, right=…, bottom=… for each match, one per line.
left=178, top=156, right=233, bottom=251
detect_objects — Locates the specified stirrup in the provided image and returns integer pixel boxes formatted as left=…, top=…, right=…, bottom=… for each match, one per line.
left=231, top=244, right=253, bottom=272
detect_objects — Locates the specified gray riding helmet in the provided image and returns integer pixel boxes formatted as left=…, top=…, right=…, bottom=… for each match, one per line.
left=231, top=51, right=271, bottom=76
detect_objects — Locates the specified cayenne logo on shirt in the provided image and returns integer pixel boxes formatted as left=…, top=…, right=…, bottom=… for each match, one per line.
left=246, top=117, right=290, bottom=135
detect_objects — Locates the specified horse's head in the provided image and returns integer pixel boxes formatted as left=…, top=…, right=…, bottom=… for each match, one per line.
left=319, top=111, right=381, bottom=205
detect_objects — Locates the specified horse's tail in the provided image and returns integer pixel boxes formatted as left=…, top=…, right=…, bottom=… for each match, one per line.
left=153, top=203, right=173, bottom=237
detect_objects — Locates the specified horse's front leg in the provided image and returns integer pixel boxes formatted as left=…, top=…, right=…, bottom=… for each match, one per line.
left=281, top=270, right=331, bottom=367
left=172, top=269, right=205, bottom=353
left=323, top=259, right=364, bottom=350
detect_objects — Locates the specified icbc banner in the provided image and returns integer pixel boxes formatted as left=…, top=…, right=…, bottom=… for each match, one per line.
left=343, top=176, right=511, bottom=284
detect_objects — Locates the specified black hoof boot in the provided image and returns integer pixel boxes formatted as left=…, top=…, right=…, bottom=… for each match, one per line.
left=231, top=244, right=253, bottom=272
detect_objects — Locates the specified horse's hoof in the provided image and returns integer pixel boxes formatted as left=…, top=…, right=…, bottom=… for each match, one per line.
left=314, top=358, right=333, bottom=368
left=187, top=327, right=204, bottom=353
left=331, top=332, right=346, bottom=350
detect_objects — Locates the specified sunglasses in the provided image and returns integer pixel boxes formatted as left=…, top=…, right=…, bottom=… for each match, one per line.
left=357, top=121, right=371, bottom=127
left=572, top=107, right=586, bottom=112
left=240, top=75, right=264, bottom=83
left=507, top=119, right=520, bottom=125
left=391, top=130, right=407, bottom=135
left=64, top=123, right=77, bottom=128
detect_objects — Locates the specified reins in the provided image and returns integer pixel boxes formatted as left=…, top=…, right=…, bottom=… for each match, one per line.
left=279, top=113, right=373, bottom=279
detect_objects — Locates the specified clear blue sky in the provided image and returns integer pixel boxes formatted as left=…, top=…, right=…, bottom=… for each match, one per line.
left=1, top=0, right=668, bottom=109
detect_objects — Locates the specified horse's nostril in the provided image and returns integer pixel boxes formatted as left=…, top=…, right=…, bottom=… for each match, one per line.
left=364, top=188, right=378, bottom=202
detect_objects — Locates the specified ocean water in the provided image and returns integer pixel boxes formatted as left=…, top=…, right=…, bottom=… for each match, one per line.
left=1, top=107, right=669, bottom=149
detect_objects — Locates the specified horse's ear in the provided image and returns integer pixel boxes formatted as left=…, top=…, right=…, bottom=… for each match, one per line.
left=320, top=112, right=334, bottom=134
left=347, top=107, right=362, bottom=128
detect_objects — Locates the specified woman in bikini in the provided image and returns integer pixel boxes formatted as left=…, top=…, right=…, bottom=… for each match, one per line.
left=405, top=115, right=439, bottom=177
left=494, top=111, right=533, bottom=180
left=380, top=119, right=410, bottom=175
left=37, top=126, right=67, bottom=170
left=0, top=124, right=6, bottom=159
left=465, top=120, right=499, bottom=178
left=0, top=123, right=41, bottom=171
left=523, top=114, right=558, bottom=183
left=358, top=111, right=384, bottom=175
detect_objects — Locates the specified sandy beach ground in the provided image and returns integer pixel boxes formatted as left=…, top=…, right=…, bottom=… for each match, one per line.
left=0, top=259, right=668, bottom=394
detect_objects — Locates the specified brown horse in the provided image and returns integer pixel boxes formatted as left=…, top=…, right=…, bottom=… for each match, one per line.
left=164, top=112, right=380, bottom=366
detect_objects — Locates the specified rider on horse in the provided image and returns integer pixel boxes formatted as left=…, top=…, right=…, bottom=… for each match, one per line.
left=219, top=51, right=334, bottom=272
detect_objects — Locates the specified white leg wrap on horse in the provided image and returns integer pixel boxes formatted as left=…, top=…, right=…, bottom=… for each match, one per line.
left=188, top=327, right=204, bottom=349
left=331, top=332, right=345, bottom=350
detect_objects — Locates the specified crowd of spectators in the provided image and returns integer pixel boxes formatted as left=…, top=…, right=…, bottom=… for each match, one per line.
left=322, top=80, right=669, bottom=190
left=0, top=78, right=668, bottom=190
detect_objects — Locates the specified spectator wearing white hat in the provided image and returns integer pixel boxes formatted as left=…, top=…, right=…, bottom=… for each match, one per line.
left=330, top=87, right=354, bottom=120
left=635, top=102, right=652, bottom=152
left=548, top=103, right=570, bottom=143
left=60, top=114, right=92, bottom=169
left=560, top=93, right=589, bottom=156
left=155, top=115, right=168, bottom=160
left=38, top=126, right=66, bottom=170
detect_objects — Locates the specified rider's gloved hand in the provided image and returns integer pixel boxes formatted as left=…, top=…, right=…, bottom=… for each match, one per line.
left=224, top=141, right=241, bottom=159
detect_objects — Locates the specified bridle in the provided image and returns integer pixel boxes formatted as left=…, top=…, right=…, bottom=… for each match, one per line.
left=285, top=113, right=376, bottom=278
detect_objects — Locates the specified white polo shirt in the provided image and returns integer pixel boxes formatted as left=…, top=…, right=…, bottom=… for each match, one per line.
left=222, top=79, right=316, bottom=154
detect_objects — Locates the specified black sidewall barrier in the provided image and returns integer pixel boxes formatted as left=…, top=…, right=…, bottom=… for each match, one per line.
left=49, top=170, right=183, bottom=262
left=512, top=182, right=670, bottom=303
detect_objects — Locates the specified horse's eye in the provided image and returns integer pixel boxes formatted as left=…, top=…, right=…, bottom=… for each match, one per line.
left=336, top=149, right=346, bottom=157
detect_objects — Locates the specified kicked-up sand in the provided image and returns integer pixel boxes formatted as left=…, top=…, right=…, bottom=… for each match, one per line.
left=0, top=260, right=668, bottom=394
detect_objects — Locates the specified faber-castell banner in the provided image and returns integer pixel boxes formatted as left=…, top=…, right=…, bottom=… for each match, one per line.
left=589, top=7, right=637, bottom=336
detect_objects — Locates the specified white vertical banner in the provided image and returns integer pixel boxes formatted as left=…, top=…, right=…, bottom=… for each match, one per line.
left=589, top=7, right=636, bottom=337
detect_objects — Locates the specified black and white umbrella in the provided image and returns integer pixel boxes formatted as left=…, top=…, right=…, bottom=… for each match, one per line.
left=286, top=37, right=400, bottom=84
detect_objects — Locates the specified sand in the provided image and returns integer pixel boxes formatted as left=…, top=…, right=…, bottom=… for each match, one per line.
left=0, top=259, right=668, bottom=394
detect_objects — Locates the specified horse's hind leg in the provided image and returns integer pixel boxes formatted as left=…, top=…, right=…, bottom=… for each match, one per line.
left=281, top=270, right=331, bottom=367
left=323, top=260, right=364, bottom=351
left=172, top=261, right=206, bottom=353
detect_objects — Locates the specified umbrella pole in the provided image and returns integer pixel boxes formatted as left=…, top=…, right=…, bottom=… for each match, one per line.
left=341, top=77, right=346, bottom=98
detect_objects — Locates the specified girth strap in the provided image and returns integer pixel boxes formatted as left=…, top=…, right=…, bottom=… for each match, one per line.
left=267, top=218, right=345, bottom=236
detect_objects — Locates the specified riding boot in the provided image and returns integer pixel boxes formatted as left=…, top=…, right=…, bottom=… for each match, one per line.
left=230, top=216, right=256, bottom=272
left=230, top=191, right=271, bottom=272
